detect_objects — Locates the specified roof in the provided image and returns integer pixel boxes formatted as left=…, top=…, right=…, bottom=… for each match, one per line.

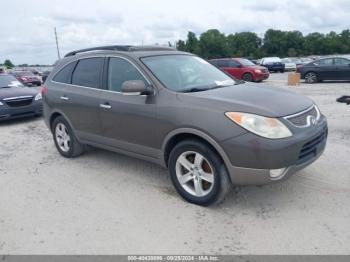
left=64, top=45, right=179, bottom=58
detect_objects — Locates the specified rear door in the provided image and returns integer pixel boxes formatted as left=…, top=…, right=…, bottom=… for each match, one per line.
left=60, top=57, right=105, bottom=141
left=334, top=58, right=350, bottom=80
left=98, top=56, right=158, bottom=158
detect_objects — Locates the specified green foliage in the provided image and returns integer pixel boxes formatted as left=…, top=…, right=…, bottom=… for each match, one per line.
left=177, top=28, right=350, bottom=59
left=4, top=59, right=14, bottom=69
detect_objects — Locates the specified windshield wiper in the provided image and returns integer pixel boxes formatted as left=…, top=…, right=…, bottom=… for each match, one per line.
left=182, top=84, right=234, bottom=93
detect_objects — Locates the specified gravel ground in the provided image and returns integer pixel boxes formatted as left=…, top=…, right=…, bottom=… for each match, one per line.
left=0, top=73, right=350, bottom=255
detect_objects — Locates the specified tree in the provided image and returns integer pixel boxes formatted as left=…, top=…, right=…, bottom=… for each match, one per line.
left=185, top=32, right=200, bottom=54
left=176, top=40, right=186, bottom=51
left=4, top=59, right=14, bottom=69
left=227, top=32, right=262, bottom=58
left=198, top=29, right=228, bottom=59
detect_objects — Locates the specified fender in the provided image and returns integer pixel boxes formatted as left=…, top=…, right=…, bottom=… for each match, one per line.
left=160, top=127, right=232, bottom=170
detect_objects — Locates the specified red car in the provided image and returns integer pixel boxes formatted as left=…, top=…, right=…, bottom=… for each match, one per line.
left=12, top=71, right=42, bottom=86
left=209, top=58, right=269, bottom=82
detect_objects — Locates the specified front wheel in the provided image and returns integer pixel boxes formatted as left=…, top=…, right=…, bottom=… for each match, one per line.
left=242, top=73, right=253, bottom=82
left=168, top=140, right=231, bottom=206
left=305, top=72, right=318, bottom=83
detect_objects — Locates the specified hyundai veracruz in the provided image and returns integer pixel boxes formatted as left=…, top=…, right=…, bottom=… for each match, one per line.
left=42, top=46, right=328, bottom=206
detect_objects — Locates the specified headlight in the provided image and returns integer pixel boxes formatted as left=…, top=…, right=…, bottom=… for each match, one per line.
left=254, top=69, right=262, bottom=73
left=225, top=112, right=293, bottom=139
left=0, top=101, right=3, bottom=106
left=34, top=93, right=42, bottom=101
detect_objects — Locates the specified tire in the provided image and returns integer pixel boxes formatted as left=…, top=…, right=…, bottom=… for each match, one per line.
left=305, top=72, right=318, bottom=83
left=242, top=73, right=253, bottom=82
left=168, top=139, right=231, bottom=206
left=52, top=116, right=84, bottom=158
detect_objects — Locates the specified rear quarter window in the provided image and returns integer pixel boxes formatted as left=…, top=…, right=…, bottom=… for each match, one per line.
left=52, top=62, right=77, bottom=84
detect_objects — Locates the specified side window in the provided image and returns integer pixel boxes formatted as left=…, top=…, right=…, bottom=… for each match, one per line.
left=108, top=57, right=146, bottom=92
left=217, top=60, right=229, bottom=67
left=52, top=62, right=76, bottom=84
left=317, top=59, right=333, bottom=66
left=72, top=58, right=104, bottom=88
left=334, top=58, right=349, bottom=65
left=228, top=60, right=240, bottom=68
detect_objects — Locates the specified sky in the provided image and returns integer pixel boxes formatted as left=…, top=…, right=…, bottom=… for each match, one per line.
left=0, top=0, right=349, bottom=65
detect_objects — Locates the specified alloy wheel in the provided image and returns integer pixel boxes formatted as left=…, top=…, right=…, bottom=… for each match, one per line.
left=55, top=123, right=71, bottom=152
left=175, top=151, right=215, bottom=197
left=305, top=72, right=317, bottom=83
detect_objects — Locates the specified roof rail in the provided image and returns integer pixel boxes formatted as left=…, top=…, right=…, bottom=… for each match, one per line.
left=64, top=45, right=132, bottom=57
left=64, top=45, right=176, bottom=57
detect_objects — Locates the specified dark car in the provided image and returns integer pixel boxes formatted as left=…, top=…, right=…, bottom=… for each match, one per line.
left=0, top=74, right=42, bottom=121
left=13, top=71, right=42, bottom=86
left=209, top=58, right=269, bottom=82
left=43, top=45, right=327, bottom=206
left=299, top=57, right=350, bottom=83
left=259, top=57, right=285, bottom=73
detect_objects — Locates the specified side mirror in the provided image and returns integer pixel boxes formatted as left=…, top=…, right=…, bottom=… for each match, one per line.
left=121, top=80, right=153, bottom=95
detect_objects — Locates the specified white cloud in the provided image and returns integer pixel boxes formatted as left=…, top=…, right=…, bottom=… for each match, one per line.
left=0, top=0, right=349, bottom=64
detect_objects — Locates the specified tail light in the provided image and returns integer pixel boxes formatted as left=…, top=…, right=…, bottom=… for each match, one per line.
left=40, top=86, right=48, bottom=95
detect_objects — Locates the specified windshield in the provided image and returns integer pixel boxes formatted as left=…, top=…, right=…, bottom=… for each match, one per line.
left=0, top=75, right=24, bottom=88
left=141, top=55, right=236, bottom=92
left=236, top=58, right=255, bottom=66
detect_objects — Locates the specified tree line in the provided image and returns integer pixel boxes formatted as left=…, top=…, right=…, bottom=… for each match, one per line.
left=176, top=29, right=350, bottom=59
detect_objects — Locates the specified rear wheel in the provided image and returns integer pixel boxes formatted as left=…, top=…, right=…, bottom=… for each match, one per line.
left=52, top=116, right=84, bottom=158
left=242, top=73, right=253, bottom=82
left=168, top=139, right=231, bottom=206
left=305, top=72, right=318, bottom=83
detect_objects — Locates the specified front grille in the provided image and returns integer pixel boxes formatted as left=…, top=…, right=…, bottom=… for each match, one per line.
left=286, top=106, right=319, bottom=127
left=5, top=98, right=33, bottom=107
left=297, top=127, right=328, bottom=165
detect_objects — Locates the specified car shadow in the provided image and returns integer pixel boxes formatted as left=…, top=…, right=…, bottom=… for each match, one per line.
left=77, top=146, right=310, bottom=211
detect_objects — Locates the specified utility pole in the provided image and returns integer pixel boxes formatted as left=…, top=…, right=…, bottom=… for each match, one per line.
left=54, top=27, right=61, bottom=59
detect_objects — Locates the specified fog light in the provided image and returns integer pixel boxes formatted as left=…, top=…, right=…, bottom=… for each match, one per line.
left=269, top=168, right=287, bottom=179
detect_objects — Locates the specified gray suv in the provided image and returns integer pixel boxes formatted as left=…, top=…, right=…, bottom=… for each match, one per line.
left=43, top=46, right=328, bottom=206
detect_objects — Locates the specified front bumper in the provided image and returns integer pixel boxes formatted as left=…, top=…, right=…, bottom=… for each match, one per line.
left=221, top=117, right=328, bottom=185
left=255, top=73, right=270, bottom=81
left=0, top=101, right=43, bottom=121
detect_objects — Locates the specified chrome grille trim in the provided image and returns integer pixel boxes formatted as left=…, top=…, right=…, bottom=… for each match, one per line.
left=3, top=95, right=33, bottom=101
left=284, top=105, right=321, bottom=128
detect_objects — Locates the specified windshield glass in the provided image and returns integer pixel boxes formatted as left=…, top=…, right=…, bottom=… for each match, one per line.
left=0, top=75, right=24, bottom=88
left=236, top=58, right=255, bottom=66
left=141, top=55, right=236, bottom=92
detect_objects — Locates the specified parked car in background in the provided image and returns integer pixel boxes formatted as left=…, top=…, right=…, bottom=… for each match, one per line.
left=43, top=45, right=327, bottom=206
left=209, top=58, right=269, bottom=82
left=41, top=71, right=51, bottom=83
left=12, top=71, right=42, bottom=86
left=282, top=58, right=297, bottom=71
left=0, top=74, right=42, bottom=121
left=259, top=57, right=285, bottom=73
left=299, top=57, right=350, bottom=83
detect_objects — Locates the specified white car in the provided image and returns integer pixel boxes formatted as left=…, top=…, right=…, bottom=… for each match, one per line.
left=282, top=58, right=297, bottom=71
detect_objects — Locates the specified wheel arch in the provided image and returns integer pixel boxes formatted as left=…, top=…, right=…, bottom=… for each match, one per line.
left=162, top=129, right=231, bottom=175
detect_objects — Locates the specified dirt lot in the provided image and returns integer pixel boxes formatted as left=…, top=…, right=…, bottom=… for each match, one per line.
left=0, top=73, right=350, bottom=254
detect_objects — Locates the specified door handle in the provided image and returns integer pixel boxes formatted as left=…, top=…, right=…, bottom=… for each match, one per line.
left=60, top=96, right=69, bottom=101
left=100, top=103, right=112, bottom=109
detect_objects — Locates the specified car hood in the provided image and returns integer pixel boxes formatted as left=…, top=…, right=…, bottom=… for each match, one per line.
left=0, top=86, right=38, bottom=100
left=177, top=83, right=313, bottom=118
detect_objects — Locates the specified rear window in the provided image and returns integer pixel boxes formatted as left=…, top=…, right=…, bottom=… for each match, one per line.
left=53, top=62, right=76, bottom=84
left=72, top=58, right=104, bottom=88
